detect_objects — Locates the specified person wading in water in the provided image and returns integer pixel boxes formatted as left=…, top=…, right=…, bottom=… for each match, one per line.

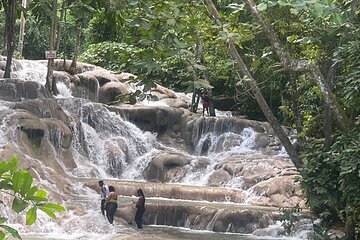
left=106, top=185, right=118, bottom=224
left=132, top=189, right=145, bottom=229
left=98, top=180, right=109, bottom=216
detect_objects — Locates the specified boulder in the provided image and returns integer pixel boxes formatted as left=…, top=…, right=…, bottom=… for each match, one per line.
left=86, top=69, right=119, bottom=86
left=114, top=72, right=136, bottom=82
left=145, top=152, right=191, bottom=182
left=160, top=98, right=189, bottom=109
left=99, top=81, right=130, bottom=104
left=208, top=169, right=232, bottom=187
left=151, top=84, right=177, bottom=99
left=108, top=105, right=183, bottom=134
left=70, top=73, right=99, bottom=101
left=0, top=79, right=51, bottom=102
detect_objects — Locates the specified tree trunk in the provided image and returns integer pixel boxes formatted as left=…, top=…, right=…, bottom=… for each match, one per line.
left=191, top=87, right=197, bottom=113
left=4, top=0, right=16, bottom=78
left=56, top=0, right=67, bottom=51
left=70, top=25, right=82, bottom=73
left=2, top=0, right=8, bottom=55
left=244, top=0, right=352, bottom=133
left=204, top=0, right=303, bottom=169
left=18, top=0, right=27, bottom=57
left=229, top=44, right=303, bottom=169
left=195, top=26, right=216, bottom=116
left=290, top=75, right=303, bottom=148
left=345, top=207, right=356, bottom=240
left=323, top=62, right=337, bottom=150
left=207, top=89, right=215, bottom=116
left=45, top=0, right=58, bottom=95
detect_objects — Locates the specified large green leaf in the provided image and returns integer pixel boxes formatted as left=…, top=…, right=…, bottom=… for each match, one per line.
left=19, top=172, right=33, bottom=196
left=0, top=224, right=21, bottom=239
left=40, top=203, right=65, bottom=212
left=25, top=186, right=38, bottom=199
left=35, top=189, right=47, bottom=198
left=26, top=207, right=37, bottom=225
left=39, top=207, right=56, bottom=219
left=0, top=180, right=12, bottom=190
left=0, top=161, right=6, bottom=175
left=4, top=156, right=19, bottom=174
left=11, top=171, right=25, bottom=193
left=12, top=198, right=28, bottom=213
left=0, top=217, right=6, bottom=224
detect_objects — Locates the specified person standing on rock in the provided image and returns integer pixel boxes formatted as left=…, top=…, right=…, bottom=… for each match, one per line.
left=106, top=185, right=118, bottom=224
left=202, top=94, right=210, bottom=117
left=132, top=188, right=145, bottom=229
left=98, top=180, right=109, bottom=216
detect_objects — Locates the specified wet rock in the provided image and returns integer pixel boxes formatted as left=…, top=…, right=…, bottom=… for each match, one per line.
left=145, top=152, right=191, bottom=182
left=0, top=79, right=51, bottom=102
left=108, top=105, right=183, bottom=134
left=114, top=72, right=136, bottom=82
left=151, top=84, right=177, bottom=99
left=160, top=98, right=189, bottom=109
left=70, top=73, right=99, bottom=101
left=143, top=203, right=275, bottom=233
left=254, top=133, right=270, bottom=149
left=105, top=137, right=129, bottom=177
left=85, top=180, right=247, bottom=203
left=99, top=81, right=130, bottom=104
left=85, top=69, right=119, bottom=86
left=208, top=169, right=232, bottom=187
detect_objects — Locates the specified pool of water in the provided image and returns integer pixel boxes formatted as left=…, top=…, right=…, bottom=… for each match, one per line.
left=22, top=224, right=308, bottom=240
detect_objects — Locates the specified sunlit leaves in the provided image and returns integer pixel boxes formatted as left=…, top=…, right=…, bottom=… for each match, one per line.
left=26, top=207, right=37, bottom=225
left=227, top=3, right=245, bottom=13
left=12, top=198, right=28, bottom=213
left=252, top=0, right=346, bottom=25
left=257, top=3, right=268, bottom=11
left=0, top=156, right=65, bottom=239
left=0, top=225, right=22, bottom=239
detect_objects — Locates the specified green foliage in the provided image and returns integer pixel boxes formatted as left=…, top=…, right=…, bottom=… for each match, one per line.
left=300, top=118, right=360, bottom=232
left=0, top=156, right=65, bottom=239
left=79, top=41, right=141, bottom=72
left=257, top=0, right=346, bottom=25
left=335, top=37, right=360, bottom=117
left=279, top=206, right=302, bottom=235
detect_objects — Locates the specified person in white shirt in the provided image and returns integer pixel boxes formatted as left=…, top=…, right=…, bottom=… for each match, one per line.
left=98, top=180, right=109, bottom=216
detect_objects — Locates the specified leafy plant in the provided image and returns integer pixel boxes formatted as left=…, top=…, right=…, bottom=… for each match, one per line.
left=300, top=117, right=360, bottom=236
left=0, top=156, right=65, bottom=239
left=279, top=205, right=302, bottom=235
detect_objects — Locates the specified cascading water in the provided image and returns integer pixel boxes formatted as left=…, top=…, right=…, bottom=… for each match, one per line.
left=0, top=59, right=313, bottom=239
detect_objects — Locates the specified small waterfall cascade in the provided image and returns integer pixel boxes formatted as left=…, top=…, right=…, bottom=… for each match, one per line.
left=0, top=59, right=312, bottom=239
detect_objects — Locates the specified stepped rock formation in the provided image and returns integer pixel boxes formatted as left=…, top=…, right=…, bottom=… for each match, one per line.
left=0, top=58, right=309, bottom=237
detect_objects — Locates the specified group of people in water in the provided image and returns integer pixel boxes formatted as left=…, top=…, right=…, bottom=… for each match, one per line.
left=98, top=180, right=145, bottom=228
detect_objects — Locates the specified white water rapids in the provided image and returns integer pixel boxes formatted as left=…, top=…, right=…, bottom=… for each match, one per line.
left=0, top=59, right=313, bottom=239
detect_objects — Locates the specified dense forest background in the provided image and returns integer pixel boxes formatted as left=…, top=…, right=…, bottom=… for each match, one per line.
left=1, top=0, right=360, bottom=239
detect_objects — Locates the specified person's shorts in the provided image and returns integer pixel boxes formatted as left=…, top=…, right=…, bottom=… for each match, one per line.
left=203, top=102, right=209, bottom=108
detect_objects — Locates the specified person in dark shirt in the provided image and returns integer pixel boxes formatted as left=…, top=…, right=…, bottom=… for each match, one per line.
left=106, top=185, right=118, bottom=224
left=132, top=188, right=145, bottom=229
left=202, top=94, right=210, bottom=116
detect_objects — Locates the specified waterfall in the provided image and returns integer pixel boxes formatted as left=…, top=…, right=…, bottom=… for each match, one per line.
left=0, top=59, right=312, bottom=239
